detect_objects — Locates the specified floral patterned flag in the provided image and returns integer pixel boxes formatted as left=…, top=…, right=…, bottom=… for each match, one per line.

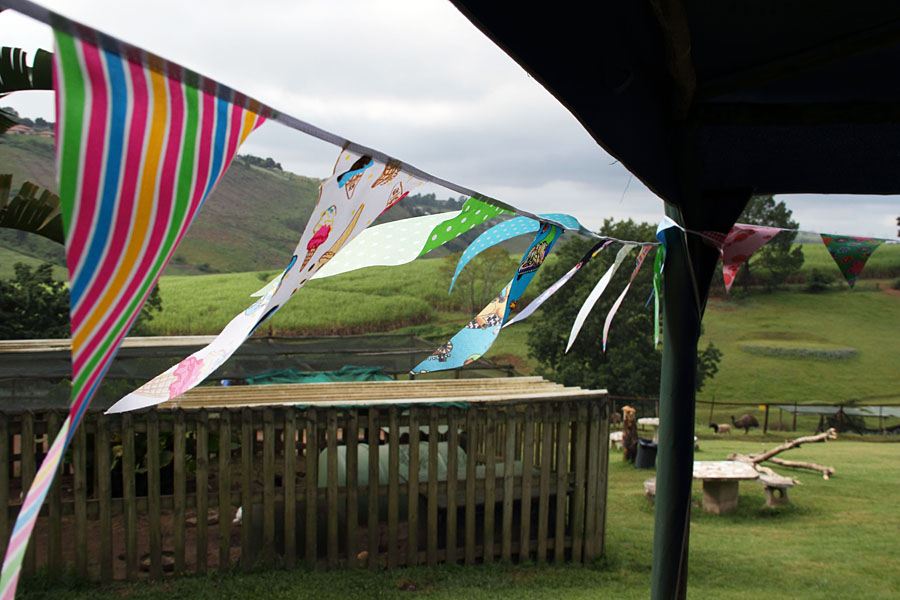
left=820, top=234, right=888, bottom=287
left=720, top=224, right=781, bottom=292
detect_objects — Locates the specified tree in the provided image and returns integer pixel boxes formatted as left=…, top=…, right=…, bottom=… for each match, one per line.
left=440, top=246, right=518, bottom=314
left=526, top=219, right=721, bottom=398
left=0, top=262, right=69, bottom=339
left=736, top=195, right=804, bottom=290
left=0, top=262, right=162, bottom=339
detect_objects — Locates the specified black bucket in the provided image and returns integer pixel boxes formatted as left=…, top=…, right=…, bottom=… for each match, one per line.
left=635, top=438, right=658, bottom=469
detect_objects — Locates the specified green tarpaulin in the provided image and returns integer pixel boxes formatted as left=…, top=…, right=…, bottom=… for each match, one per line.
left=243, top=365, right=392, bottom=385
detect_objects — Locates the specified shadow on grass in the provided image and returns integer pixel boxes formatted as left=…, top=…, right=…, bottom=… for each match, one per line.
left=688, top=492, right=814, bottom=523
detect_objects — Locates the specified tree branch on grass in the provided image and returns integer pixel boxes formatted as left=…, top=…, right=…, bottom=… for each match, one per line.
left=727, top=428, right=838, bottom=482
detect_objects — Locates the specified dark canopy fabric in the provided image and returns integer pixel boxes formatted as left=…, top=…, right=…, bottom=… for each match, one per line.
left=449, top=2, right=900, bottom=598
left=451, top=1, right=900, bottom=218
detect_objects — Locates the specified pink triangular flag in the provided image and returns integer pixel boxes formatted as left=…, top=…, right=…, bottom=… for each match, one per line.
left=721, top=224, right=782, bottom=292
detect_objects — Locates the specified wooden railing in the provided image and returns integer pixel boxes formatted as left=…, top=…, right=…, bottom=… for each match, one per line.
left=1, top=382, right=609, bottom=581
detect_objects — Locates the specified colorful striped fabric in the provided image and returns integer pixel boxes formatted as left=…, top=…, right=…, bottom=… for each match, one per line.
left=0, top=29, right=265, bottom=598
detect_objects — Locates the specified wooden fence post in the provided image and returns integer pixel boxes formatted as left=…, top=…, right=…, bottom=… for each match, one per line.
left=284, top=408, right=297, bottom=568
left=174, top=410, right=186, bottom=575
left=218, top=409, right=232, bottom=572
left=20, top=412, right=35, bottom=578
left=122, top=412, right=137, bottom=579
left=0, top=414, right=8, bottom=564
left=196, top=409, right=209, bottom=573
left=147, top=411, right=162, bottom=579
left=763, top=404, right=770, bottom=435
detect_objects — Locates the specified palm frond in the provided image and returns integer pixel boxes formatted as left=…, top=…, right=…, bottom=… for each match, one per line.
left=0, top=174, right=64, bottom=244
left=0, top=46, right=53, bottom=96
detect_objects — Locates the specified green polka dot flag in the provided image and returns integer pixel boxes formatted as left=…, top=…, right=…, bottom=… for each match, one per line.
left=418, top=197, right=510, bottom=256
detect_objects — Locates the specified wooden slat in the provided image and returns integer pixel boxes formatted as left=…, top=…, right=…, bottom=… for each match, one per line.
left=464, top=409, right=477, bottom=566
left=304, top=409, right=318, bottom=569
left=73, top=419, right=88, bottom=577
left=147, top=411, right=162, bottom=578
left=173, top=410, right=186, bottom=574
left=387, top=406, right=399, bottom=569
left=45, top=411, right=62, bottom=573
left=584, top=402, right=601, bottom=560
left=536, top=406, right=552, bottom=563
left=96, top=413, right=113, bottom=581
left=122, top=413, right=137, bottom=579
left=483, top=407, right=496, bottom=564
left=407, top=407, right=419, bottom=566
left=240, top=408, right=253, bottom=568
left=218, top=410, right=232, bottom=571
left=367, top=407, right=380, bottom=569
left=262, top=408, right=275, bottom=565
left=519, top=405, right=535, bottom=561
left=445, top=407, right=459, bottom=565
left=283, top=408, right=297, bottom=568
left=196, top=409, right=209, bottom=573
left=345, top=409, right=359, bottom=568
left=554, top=403, right=570, bottom=564
left=326, top=409, right=339, bottom=569
left=598, top=400, right=610, bottom=553
left=571, top=403, right=588, bottom=562
left=501, top=408, right=516, bottom=562
left=426, top=406, right=439, bottom=567
left=20, top=412, right=35, bottom=577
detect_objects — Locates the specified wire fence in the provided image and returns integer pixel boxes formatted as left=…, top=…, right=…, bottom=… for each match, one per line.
left=607, top=396, right=900, bottom=435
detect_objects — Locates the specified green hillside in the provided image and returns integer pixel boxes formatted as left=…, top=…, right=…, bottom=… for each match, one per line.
left=0, top=136, right=492, bottom=273
left=698, top=283, right=900, bottom=405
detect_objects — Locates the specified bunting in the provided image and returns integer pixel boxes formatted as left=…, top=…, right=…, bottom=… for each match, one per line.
left=651, top=245, right=665, bottom=347
left=821, top=234, right=887, bottom=287
left=602, top=245, right=651, bottom=351
left=107, top=151, right=424, bottom=413
left=412, top=223, right=562, bottom=374
left=448, top=213, right=580, bottom=292
left=566, top=244, right=635, bottom=353
left=312, top=210, right=462, bottom=279
left=0, top=28, right=266, bottom=598
left=418, top=197, right=510, bottom=255
left=720, top=225, right=781, bottom=292
left=503, top=239, right=613, bottom=328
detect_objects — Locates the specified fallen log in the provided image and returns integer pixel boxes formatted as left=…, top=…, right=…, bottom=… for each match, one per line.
left=767, top=457, right=835, bottom=480
left=727, top=428, right=837, bottom=481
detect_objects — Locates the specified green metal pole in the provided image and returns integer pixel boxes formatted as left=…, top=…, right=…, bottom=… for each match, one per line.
left=650, top=219, right=720, bottom=600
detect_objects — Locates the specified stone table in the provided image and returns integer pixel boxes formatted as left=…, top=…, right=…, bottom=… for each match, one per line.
left=692, top=460, right=759, bottom=515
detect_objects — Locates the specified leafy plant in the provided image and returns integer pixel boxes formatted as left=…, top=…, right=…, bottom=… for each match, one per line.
left=0, top=262, right=69, bottom=338
left=0, top=45, right=54, bottom=134
left=804, top=268, right=834, bottom=293
left=0, top=175, right=63, bottom=244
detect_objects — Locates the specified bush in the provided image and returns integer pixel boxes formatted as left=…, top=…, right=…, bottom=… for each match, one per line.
left=892, top=278, right=900, bottom=290
left=805, top=269, right=834, bottom=293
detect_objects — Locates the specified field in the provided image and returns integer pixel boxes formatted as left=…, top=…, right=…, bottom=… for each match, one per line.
left=20, top=438, right=900, bottom=599
left=144, top=251, right=900, bottom=408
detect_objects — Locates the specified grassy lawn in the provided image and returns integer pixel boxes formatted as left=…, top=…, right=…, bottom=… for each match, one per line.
left=19, top=438, right=899, bottom=599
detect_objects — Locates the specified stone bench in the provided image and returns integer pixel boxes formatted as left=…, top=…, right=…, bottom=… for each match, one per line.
left=759, top=474, right=794, bottom=508
left=643, top=477, right=656, bottom=503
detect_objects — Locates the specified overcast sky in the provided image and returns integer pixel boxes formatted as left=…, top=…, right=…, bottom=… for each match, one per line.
left=1, top=1, right=897, bottom=239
